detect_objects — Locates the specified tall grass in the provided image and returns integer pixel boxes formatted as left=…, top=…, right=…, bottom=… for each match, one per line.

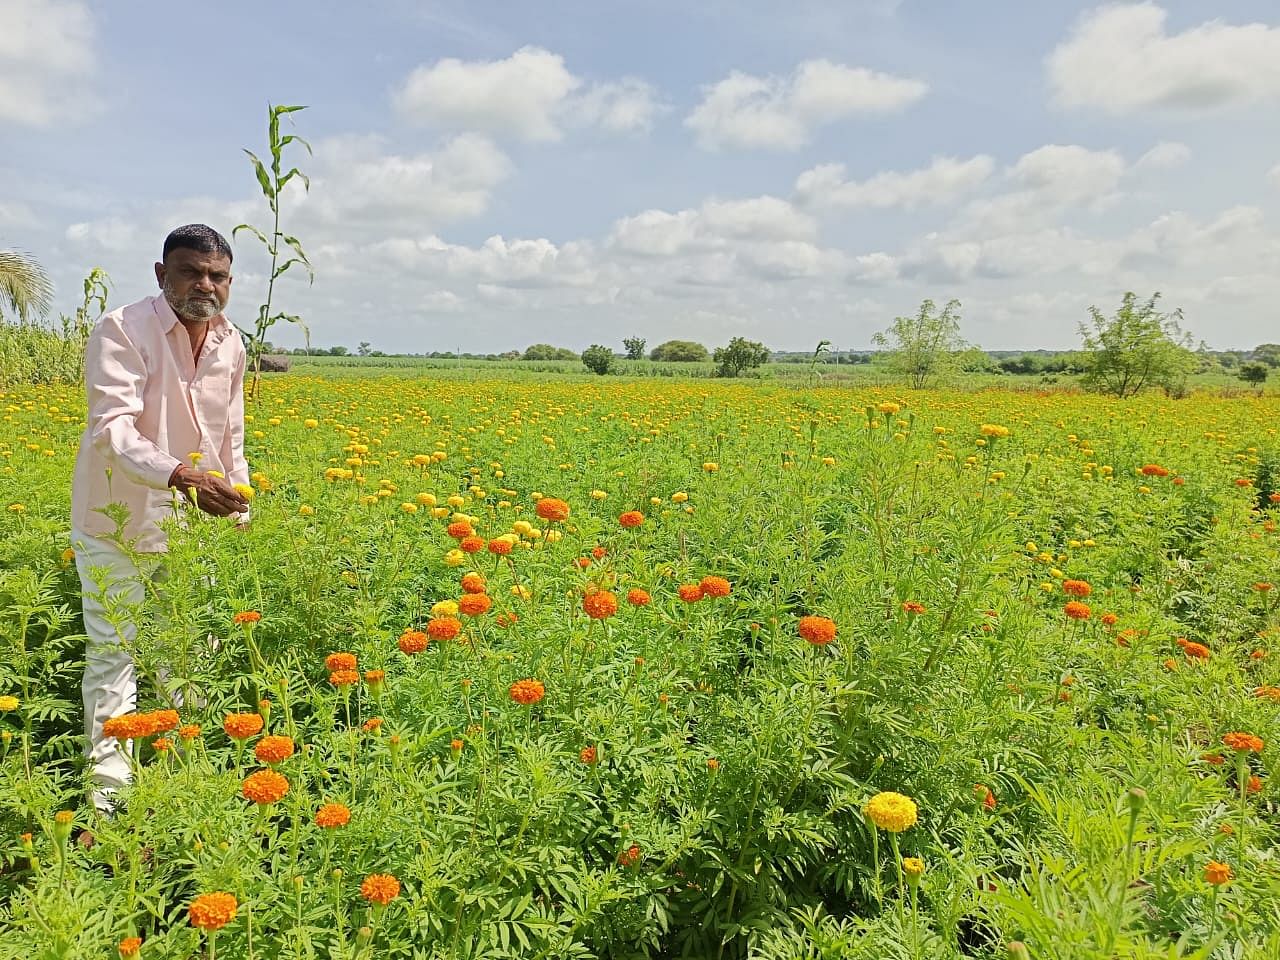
left=0, top=269, right=109, bottom=387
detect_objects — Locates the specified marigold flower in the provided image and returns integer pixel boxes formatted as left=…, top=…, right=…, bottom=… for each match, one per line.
left=1183, top=641, right=1210, bottom=660
left=1223, top=732, right=1264, bottom=753
left=1247, top=775, right=1262, bottom=794
left=617, top=844, right=641, bottom=867
left=1204, top=861, right=1233, bottom=885
left=223, top=712, right=264, bottom=741
left=978, top=423, right=1009, bottom=438
left=1063, top=601, right=1091, bottom=620
left=798, top=615, right=837, bottom=645
left=902, top=856, right=925, bottom=878
left=458, top=593, right=491, bottom=616
left=1254, top=686, right=1280, bottom=702
left=1100, top=612, right=1118, bottom=627
left=459, top=536, right=485, bottom=554
left=242, top=769, right=289, bottom=805
left=152, top=737, right=173, bottom=752
left=188, top=892, right=238, bottom=930
left=509, top=678, right=545, bottom=705
left=446, top=520, right=474, bottom=539
left=460, top=572, right=486, bottom=593
left=487, top=538, right=512, bottom=555
left=1201, top=752, right=1225, bottom=766
left=1061, top=579, right=1091, bottom=597
left=864, top=791, right=918, bottom=832
left=149, top=709, right=179, bottom=733
left=325, top=652, right=357, bottom=672
left=535, top=498, right=570, bottom=521
left=179, top=723, right=201, bottom=741
left=1139, top=464, right=1169, bottom=477
left=255, top=735, right=295, bottom=765
left=974, top=783, right=996, bottom=810
left=677, top=583, right=704, bottom=603
left=118, top=936, right=142, bottom=957
left=232, top=610, right=262, bottom=625
left=1256, top=582, right=1274, bottom=592
left=700, top=576, right=731, bottom=598
left=0, top=695, right=18, bottom=712
left=901, top=600, right=926, bottom=615
left=364, top=669, right=386, bottom=686
left=362, top=717, right=383, bottom=733
left=619, top=511, right=644, bottom=528
left=360, top=873, right=401, bottom=905
left=626, top=588, right=651, bottom=606
left=329, top=670, right=360, bottom=688
left=315, top=802, right=351, bottom=828
left=706, top=758, right=720, bottom=772
left=583, top=591, right=619, bottom=619
left=580, top=746, right=598, bottom=765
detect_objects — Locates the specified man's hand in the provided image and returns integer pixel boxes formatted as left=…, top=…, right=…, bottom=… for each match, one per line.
left=170, top=467, right=250, bottom=518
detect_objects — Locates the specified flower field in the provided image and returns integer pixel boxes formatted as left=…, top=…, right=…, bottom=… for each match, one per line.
left=1, top=374, right=1278, bottom=959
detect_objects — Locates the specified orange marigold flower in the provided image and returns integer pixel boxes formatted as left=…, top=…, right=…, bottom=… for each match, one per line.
left=459, top=535, right=485, bottom=554
left=223, top=712, right=264, bottom=741
left=619, top=511, right=644, bottom=528
left=360, top=873, right=401, bottom=905
left=118, top=936, right=143, bottom=957
left=1247, top=775, right=1262, bottom=794
left=362, top=716, right=383, bottom=733
left=576, top=556, right=592, bottom=569
left=458, top=592, right=491, bottom=616
left=583, top=591, right=619, bottom=619
left=700, top=576, right=731, bottom=598
left=102, top=715, right=138, bottom=740
left=1234, top=478, right=1252, bottom=487
left=232, top=610, right=262, bottom=625
left=1183, top=641, right=1210, bottom=660
left=495, top=612, right=518, bottom=628
left=798, top=615, right=837, bottom=645
left=242, top=769, right=289, bottom=805
left=1062, top=579, right=1091, bottom=597
left=328, top=670, right=360, bottom=688
left=148, top=709, right=179, bottom=734
left=706, top=758, right=720, bottom=772
left=179, top=723, right=201, bottom=741
left=315, top=802, right=351, bottom=828
left=617, top=844, right=641, bottom=867
left=1223, top=732, right=1264, bottom=753
left=1254, top=686, right=1280, bottom=702
left=188, top=891, right=238, bottom=930
left=626, top=588, right=651, bottom=606
left=535, top=497, right=570, bottom=521
left=901, top=600, right=926, bottom=615
left=152, top=737, right=173, bottom=752
left=1204, top=861, right=1233, bottom=885
left=580, top=746, right=598, bottom=765
left=1100, top=612, right=1118, bottom=627
left=677, top=583, right=704, bottom=603
left=1063, top=601, right=1091, bottom=620
left=1201, top=752, right=1225, bottom=766
left=325, top=652, right=357, bottom=672
left=1162, top=657, right=1178, bottom=671
left=399, top=629, right=429, bottom=653
left=509, top=678, right=546, bottom=705
left=364, top=669, right=386, bottom=685
left=1250, top=648, right=1268, bottom=660
left=255, top=735, right=295, bottom=765
left=1255, top=582, right=1274, bottom=592
left=446, top=520, right=474, bottom=539
left=460, top=572, right=486, bottom=593
left=1139, top=464, right=1169, bottom=477
left=974, top=783, right=996, bottom=810
left=426, top=618, right=461, bottom=641
left=487, top=538, right=512, bottom=555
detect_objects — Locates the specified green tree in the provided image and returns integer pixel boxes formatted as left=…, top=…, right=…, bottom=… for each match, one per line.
left=357, top=341, right=371, bottom=357
left=713, top=337, right=770, bottom=377
left=871, top=298, right=968, bottom=389
left=1239, top=362, right=1269, bottom=386
left=522, top=343, right=559, bottom=360
left=581, top=344, right=615, bottom=375
left=1078, top=292, right=1196, bottom=398
left=622, top=336, right=647, bottom=360
left=1252, top=343, right=1280, bottom=368
left=649, top=339, right=710, bottom=362
left=0, top=249, right=53, bottom=323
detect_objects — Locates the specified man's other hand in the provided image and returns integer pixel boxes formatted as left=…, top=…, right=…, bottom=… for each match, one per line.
left=171, top=467, right=250, bottom=517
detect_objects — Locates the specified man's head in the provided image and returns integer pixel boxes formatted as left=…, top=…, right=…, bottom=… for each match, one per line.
left=155, top=224, right=233, bottom=322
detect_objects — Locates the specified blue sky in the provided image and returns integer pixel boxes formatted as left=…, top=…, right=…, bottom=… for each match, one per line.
left=3, top=0, right=1279, bottom=352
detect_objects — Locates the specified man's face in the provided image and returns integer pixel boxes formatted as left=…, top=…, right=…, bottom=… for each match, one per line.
left=154, top=247, right=232, bottom=321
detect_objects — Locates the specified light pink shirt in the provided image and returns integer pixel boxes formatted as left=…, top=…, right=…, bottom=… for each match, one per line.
left=72, top=294, right=250, bottom=552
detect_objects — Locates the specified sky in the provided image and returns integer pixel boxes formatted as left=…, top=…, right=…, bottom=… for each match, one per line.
left=2, top=0, right=1279, bottom=354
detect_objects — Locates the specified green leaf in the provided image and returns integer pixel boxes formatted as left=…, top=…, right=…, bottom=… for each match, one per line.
left=243, top=149, right=275, bottom=199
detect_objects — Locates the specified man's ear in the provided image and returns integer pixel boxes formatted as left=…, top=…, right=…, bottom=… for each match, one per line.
left=154, top=261, right=165, bottom=288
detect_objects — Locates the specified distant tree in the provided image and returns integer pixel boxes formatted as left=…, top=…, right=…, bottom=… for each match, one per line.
left=623, top=336, right=647, bottom=360
left=871, top=298, right=968, bottom=389
left=713, top=337, right=770, bottom=377
left=523, top=344, right=559, bottom=360
left=553, top=347, right=578, bottom=361
left=358, top=341, right=371, bottom=357
left=650, top=339, right=710, bottom=362
left=1253, top=344, right=1280, bottom=368
left=1078, top=292, right=1196, bottom=398
left=581, top=344, right=616, bottom=375
left=329, top=345, right=348, bottom=356
left=0, top=249, right=54, bottom=322
left=1240, top=362, right=1269, bottom=386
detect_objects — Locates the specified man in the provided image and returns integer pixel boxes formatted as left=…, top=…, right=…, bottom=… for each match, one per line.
left=72, top=224, right=250, bottom=814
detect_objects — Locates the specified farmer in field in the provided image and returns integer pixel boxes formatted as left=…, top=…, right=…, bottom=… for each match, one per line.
left=72, top=224, right=250, bottom=814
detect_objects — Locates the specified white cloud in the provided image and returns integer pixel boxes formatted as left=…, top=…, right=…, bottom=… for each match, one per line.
left=795, top=155, right=994, bottom=210
left=571, top=78, right=664, bottom=134
left=686, top=59, right=926, bottom=150
left=1048, top=3, right=1280, bottom=114
left=1135, top=141, right=1191, bottom=170
left=608, top=195, right=814, bottom=258
left=0, top=0, right=98, bottom=126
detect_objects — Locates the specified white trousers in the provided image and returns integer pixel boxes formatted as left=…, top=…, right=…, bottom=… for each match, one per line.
left=71, top=526, right=160, bottom=813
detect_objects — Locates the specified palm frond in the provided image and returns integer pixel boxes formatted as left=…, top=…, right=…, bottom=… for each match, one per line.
left=0, top=249, right=54, bottom=323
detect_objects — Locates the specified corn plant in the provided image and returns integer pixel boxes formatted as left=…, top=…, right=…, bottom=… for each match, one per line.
left=234, top=103, right=313, bottom=400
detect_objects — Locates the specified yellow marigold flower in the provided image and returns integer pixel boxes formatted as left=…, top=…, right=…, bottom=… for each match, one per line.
left=979, top=423, right=1010, bottom=438
left=443, top=549, right=467, bottom=567
left=0, top=695, right=18, bottom=712
left=702, top=462, right=718, bottom=472
left=431, top=599, right=459, bottom=617
left=864, top=791, right=918, bottom=832
left=902, top=856, right=925, bottom=879
left=671, top=491, right=689, bottom=503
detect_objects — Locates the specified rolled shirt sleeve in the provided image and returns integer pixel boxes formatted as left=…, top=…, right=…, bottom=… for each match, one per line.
left=86, top=313, right=184, bottom=490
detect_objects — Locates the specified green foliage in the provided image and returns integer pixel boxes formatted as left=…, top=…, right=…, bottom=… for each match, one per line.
left=713, top=336, right=770, bottom=378
left=0, top=250, right=53, bottom=323
left=1239, top=362, right=1268, bottom=386
left=523, top=343, right=580, bottom=361
left=1251, top=344, right=1280, bottom=368
left=581, top=344, right=616, bottom=375
left=871, top=298, right=969, bottom=389
left=649, top=339, right=710, bottom=362
left=0, top=267, right=109, bottom=387
left=1078, top=292, right=1197, bottom=398
left=233, top=103, right=314, bottom=401
left=622, top=337, right=646, bottom=361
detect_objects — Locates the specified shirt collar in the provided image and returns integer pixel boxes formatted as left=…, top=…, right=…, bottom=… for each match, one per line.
left=153, top=294, right=233, bottom=339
